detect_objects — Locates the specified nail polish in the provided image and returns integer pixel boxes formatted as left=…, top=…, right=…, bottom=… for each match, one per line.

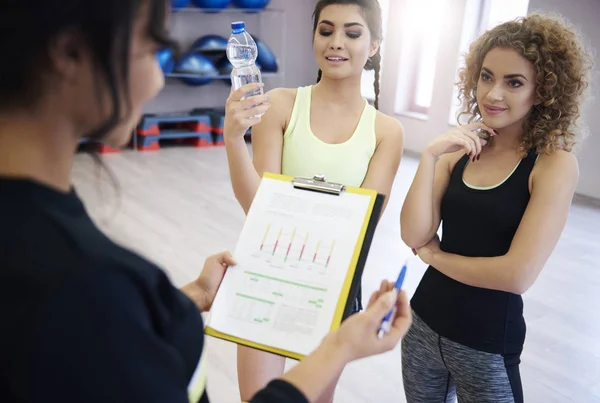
left=493, top=130, right=499, bottom=135
left=477, top=154, right=480, bottom=161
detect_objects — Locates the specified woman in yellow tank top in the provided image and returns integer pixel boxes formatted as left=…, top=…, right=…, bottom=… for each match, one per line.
left=223, top=1, right=404, bottom=402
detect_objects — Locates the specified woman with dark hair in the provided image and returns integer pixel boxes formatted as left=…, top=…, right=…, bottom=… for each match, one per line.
left=400, top=13, right=593, bottom=403
left=222, top=1, right=403, bottom=401
left=0, top=1, right=412, bottom=403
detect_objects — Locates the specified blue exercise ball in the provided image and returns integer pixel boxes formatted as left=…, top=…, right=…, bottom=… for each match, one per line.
left=232, top=0, right=270, bottom=10
left=156, top=48, right=175, bottom=74
left=255, top=38, right=278, bottom=72
left=172, top=0, right=191, bottom=9
left=192, top=0, right=231, bottom=11
left=174, top=52, right=218, bottom=86
left=190, top=34, right=228, bottom=53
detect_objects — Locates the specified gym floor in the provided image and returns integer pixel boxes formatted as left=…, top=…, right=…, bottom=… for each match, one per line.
left=72, top=146, right=600, bottom=403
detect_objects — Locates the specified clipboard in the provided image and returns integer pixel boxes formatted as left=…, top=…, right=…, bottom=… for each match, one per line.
left=204, top=172, right=385, bottom=360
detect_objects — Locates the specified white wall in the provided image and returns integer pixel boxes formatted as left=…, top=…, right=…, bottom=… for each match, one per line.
left=528, top=0, right=600, bottom=199
left=381, top=0, right=600, bottom=199
left=144, top=0, right=318, bottom=114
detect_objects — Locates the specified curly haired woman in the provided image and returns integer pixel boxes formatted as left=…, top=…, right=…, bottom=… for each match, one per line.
left=399, top=13, right=593, bottom=403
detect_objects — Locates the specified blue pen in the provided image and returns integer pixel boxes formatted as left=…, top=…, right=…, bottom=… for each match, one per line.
left=377, top=261, right=407, bottom=339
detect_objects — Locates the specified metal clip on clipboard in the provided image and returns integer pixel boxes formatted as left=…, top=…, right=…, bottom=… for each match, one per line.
left=291, top=174, right=345, bottom=196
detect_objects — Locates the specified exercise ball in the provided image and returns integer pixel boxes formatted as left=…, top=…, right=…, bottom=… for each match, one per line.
left=190, top=34, right=228, bottom=53
left=232, top=0, right=270, bottom=10
left=156, top=48, right=175, bottom=74
left=192, top=0, right=231, bottom=11
left=255, top=38, right=278, bottom=72
left=174, top=52, right=218, bottom=86
left=172, top=0, right=191, bottom=9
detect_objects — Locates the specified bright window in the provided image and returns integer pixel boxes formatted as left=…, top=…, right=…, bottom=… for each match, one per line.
left=393, top=0, right=447, bottom=117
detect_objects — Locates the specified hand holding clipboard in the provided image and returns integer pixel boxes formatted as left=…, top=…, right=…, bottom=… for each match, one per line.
left=204, top=173, right=386, bottom=359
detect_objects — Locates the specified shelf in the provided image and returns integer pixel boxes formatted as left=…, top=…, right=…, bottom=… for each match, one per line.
left=151, top=4, right=286, bottom=114
left=166, top=72, right=280, bottom=79
left=172, top=7, right=284, bottom=14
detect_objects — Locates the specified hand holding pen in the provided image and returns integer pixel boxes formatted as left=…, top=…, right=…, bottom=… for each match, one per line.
left=324, top=276, right=412, bottom=362
left=377, top=261, right=408, bottom=339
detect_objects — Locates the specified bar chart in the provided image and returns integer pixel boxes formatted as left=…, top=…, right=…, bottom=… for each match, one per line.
left=255, top=223, right=338, bottom=275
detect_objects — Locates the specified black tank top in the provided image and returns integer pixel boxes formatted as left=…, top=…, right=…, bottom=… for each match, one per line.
left=411, top=149, right=538, bottom=355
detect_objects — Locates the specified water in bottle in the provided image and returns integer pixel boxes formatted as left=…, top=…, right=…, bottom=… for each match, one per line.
left=226, top=21, right=264, bottom=109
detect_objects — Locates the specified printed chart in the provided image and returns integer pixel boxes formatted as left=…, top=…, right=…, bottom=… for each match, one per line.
left=256, top=224, right=337, bottom=275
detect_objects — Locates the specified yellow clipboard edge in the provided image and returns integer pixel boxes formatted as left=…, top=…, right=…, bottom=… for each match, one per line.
left=328, top=184, right=378, bottom=330
left=204, top=326, right=304, bottom=361
left=262, top=171, right=294, bottom=182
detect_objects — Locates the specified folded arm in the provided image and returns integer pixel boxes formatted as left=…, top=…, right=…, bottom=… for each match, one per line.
left=421, top=151, right=579, bottom=294
left=401, top=152, right=460, bottom=248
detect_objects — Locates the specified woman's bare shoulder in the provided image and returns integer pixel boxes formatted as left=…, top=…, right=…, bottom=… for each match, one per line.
left=266, top=87, right=298, bottom=108
left=374, top=110, right=404, bottom=144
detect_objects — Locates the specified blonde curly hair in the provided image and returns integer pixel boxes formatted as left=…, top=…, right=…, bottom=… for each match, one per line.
left=457, top=13, right=594, bottom=154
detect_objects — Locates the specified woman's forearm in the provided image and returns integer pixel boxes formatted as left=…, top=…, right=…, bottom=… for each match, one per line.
left=400, top=152, right=440, bottom=248
left=245, top=339, right=347, bottom=403
left=179, top=282, right=207, bottom=312
left=224, top=136, right=261, bottom=214
left=279, top=338, right=348, bottom=402
left=429, top=250, right=523, bottom=294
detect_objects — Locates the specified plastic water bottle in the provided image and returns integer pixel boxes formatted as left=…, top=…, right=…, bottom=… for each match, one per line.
left=226, top=21, right=264, bottom=105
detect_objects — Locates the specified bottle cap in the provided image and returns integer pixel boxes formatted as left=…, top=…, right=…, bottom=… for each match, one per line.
left=231, top=21, right=245, bottom=32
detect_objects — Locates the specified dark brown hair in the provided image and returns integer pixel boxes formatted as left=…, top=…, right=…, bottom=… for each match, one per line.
left=312, top=0, right=383, bottom=109
left=0, top=0, right=175, bottom=141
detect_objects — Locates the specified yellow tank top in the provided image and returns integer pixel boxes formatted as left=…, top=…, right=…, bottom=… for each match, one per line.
left=281, top=85, right=377, bottom=187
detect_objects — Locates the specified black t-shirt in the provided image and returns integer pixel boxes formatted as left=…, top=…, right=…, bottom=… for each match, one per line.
left=411, top=150, right=538, bottom=355
left=0, top=178, right=307, bottom=403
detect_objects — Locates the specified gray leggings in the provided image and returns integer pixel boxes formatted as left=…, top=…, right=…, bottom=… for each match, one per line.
left=401, top=311, right=524, bottom=403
